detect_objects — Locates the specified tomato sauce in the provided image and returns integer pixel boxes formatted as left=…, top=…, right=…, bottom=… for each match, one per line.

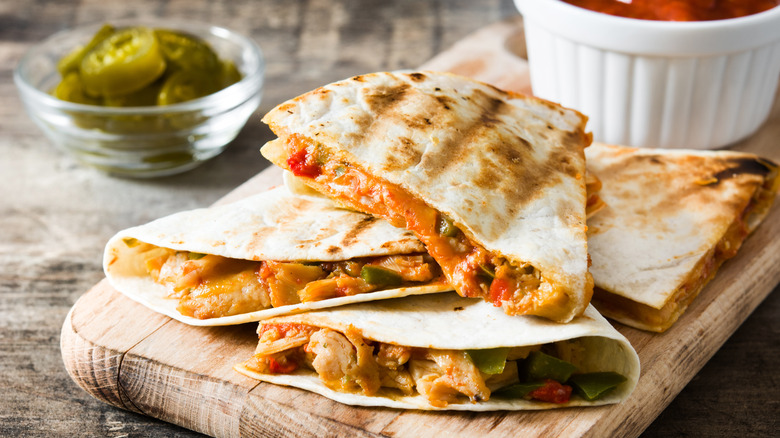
left=561, top=0, right=779, bottom=21
left=529, top=379, right=573, bottom=404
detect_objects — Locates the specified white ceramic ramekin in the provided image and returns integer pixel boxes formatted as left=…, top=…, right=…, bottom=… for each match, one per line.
left=514, top=0, right=780, bottom=149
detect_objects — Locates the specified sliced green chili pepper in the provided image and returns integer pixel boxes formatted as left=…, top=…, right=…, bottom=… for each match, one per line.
left=567, top=372, right=627, bottom=401
left=467, top=347, right=510, bottom=375
left=188, top=252, right=207, bottom=260
left=103, top=76, right=163, bottom=107
left=57, top=24, right=116, bottom=76
left=157, top=70, right=219, bottom=105
left=436, top=214, right=459, bottom=237
left=522, top=350, right=578, bottom=383
left=360, top=265, right=403, bottom=286
left=155, top=29, right=220, bottom=72
left=493, top=381, right=546, bottom=399
left=80, top=26, right=167, bottom=97
left=52, top=72, right=101, bottom=105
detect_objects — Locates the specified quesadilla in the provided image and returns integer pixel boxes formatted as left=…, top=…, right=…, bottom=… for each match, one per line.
left=586, top=143, right=780, bottom=332
left=103, top=186, right=450, bottom=326
left=235, top=293, right=640, bottom=410
left=260, top=71, right=595, bottom=323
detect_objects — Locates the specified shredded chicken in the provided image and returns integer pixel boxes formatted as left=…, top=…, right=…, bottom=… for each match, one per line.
left=308, top=327, right=381, bottom=395
left=376, top=344, right=412, bottom=370
left=370, top=255, right=439, bottom=282
left=249, top=326, right=494, bottom=406
left=142, top=244, right=441, bottom=319
left=254, top=323, right=317, bottom=356
left=408, top=359, right=462, bottom=408
left=426, top=349, right=490, bottom=403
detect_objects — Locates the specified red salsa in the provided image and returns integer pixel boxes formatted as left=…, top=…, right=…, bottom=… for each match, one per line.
left=561, top=0, right=779, bottom=21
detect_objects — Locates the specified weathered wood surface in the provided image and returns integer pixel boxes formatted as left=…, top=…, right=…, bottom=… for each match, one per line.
left=2, top=1, right=778, bottom=437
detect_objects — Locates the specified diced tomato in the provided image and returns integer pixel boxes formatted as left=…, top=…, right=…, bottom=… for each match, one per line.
left=529, top=379, right=572, bottom=404
left=268, top=357, right=298, bottom=374
left=489, top=277, right=511, bottom=307
left=287, top=148, right=321, bottom=178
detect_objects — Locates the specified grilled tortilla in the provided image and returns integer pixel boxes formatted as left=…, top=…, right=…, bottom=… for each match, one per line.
left=586, top=143, right=780, bottom=332
left=260, top=71, right=594, bottom=323
left=104, top=186, right=450, bottom=326
left=235, top=293, right=640, bottom=410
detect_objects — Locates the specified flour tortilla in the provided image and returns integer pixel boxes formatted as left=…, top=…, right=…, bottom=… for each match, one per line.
left=261, top=71, right=593, bottom=322
left=586, top=143, right=779, bottom=332
left=235, top=293, right=640, bottom=410
left=103, top=186, right=451, bottom=326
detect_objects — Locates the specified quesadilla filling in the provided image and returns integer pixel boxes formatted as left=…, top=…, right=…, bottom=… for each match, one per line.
left=241, top=322, right=626, bottom=407
left=592, top=160, right=779, bottom=332
left=282, top=135, right=594, bottom=321
left=124, top=239, right=443, bottom=319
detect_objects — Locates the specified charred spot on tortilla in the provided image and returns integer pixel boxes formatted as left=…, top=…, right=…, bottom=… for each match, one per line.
left=340, top=217, right=380, bottom=247
left=435, top=95, right=457, bottom=110
left=363, top=84, right=411, bottom=115
left=407, top=72, right=427, bottom=82
left=712, top=156, right=776, bottom=182
left=383, top=138, right=423, bottom=171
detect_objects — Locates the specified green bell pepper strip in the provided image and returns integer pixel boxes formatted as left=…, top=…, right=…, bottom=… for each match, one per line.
left=467, top=347, right=510, bottom=375
left=567, top=372, right=627, bottom=401
left=522, top=350, right=578, bottom=383
left=360, top=265, right=403, bottom=287
left=493, top=381, right=546, bottom=399
left=436, top=214, right=459, bottom=237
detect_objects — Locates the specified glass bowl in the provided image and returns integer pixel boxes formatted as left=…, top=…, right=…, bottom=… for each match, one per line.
left=14, top=20, right=264, bottom=177
left=514, top=0, right=780, bottom=150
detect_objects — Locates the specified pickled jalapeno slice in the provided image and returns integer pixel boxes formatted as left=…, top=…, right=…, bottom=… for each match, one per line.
left=155, top=29, right=220, bottom=72
left=53, top=72, right=101, bottom=105
left=51, top=23, right=245, bottom=109
left=157, top=70, right=219, bottom=105
left=80, top=26, right=166, bottom=97
left=57, top=24, right=116, bottom=76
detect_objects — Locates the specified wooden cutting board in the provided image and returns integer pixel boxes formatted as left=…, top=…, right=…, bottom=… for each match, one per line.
left=60, top=17, right=780, bottom=438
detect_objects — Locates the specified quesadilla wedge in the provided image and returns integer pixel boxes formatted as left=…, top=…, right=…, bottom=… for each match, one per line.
left=586, top=143, right=780, bottom=332
left=235, top=293, right=640, bottom=410
left=260, top=71, right=594, bottom=323
left=103, top=186, right=450, bottom=326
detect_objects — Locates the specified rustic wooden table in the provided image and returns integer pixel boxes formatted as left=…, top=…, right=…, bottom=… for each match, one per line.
left=1, top=0, right=777, bottom=436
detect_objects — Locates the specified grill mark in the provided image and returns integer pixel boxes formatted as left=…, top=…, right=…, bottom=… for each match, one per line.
left=385, top=137, right=423, bottom=170
left=418, top=89, right=515, bottom=181
left=363, top=83, right=411, bottom=119
left=340, top=216, right=380, bottom=247
left=435, top=95, right=457, bottom=110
